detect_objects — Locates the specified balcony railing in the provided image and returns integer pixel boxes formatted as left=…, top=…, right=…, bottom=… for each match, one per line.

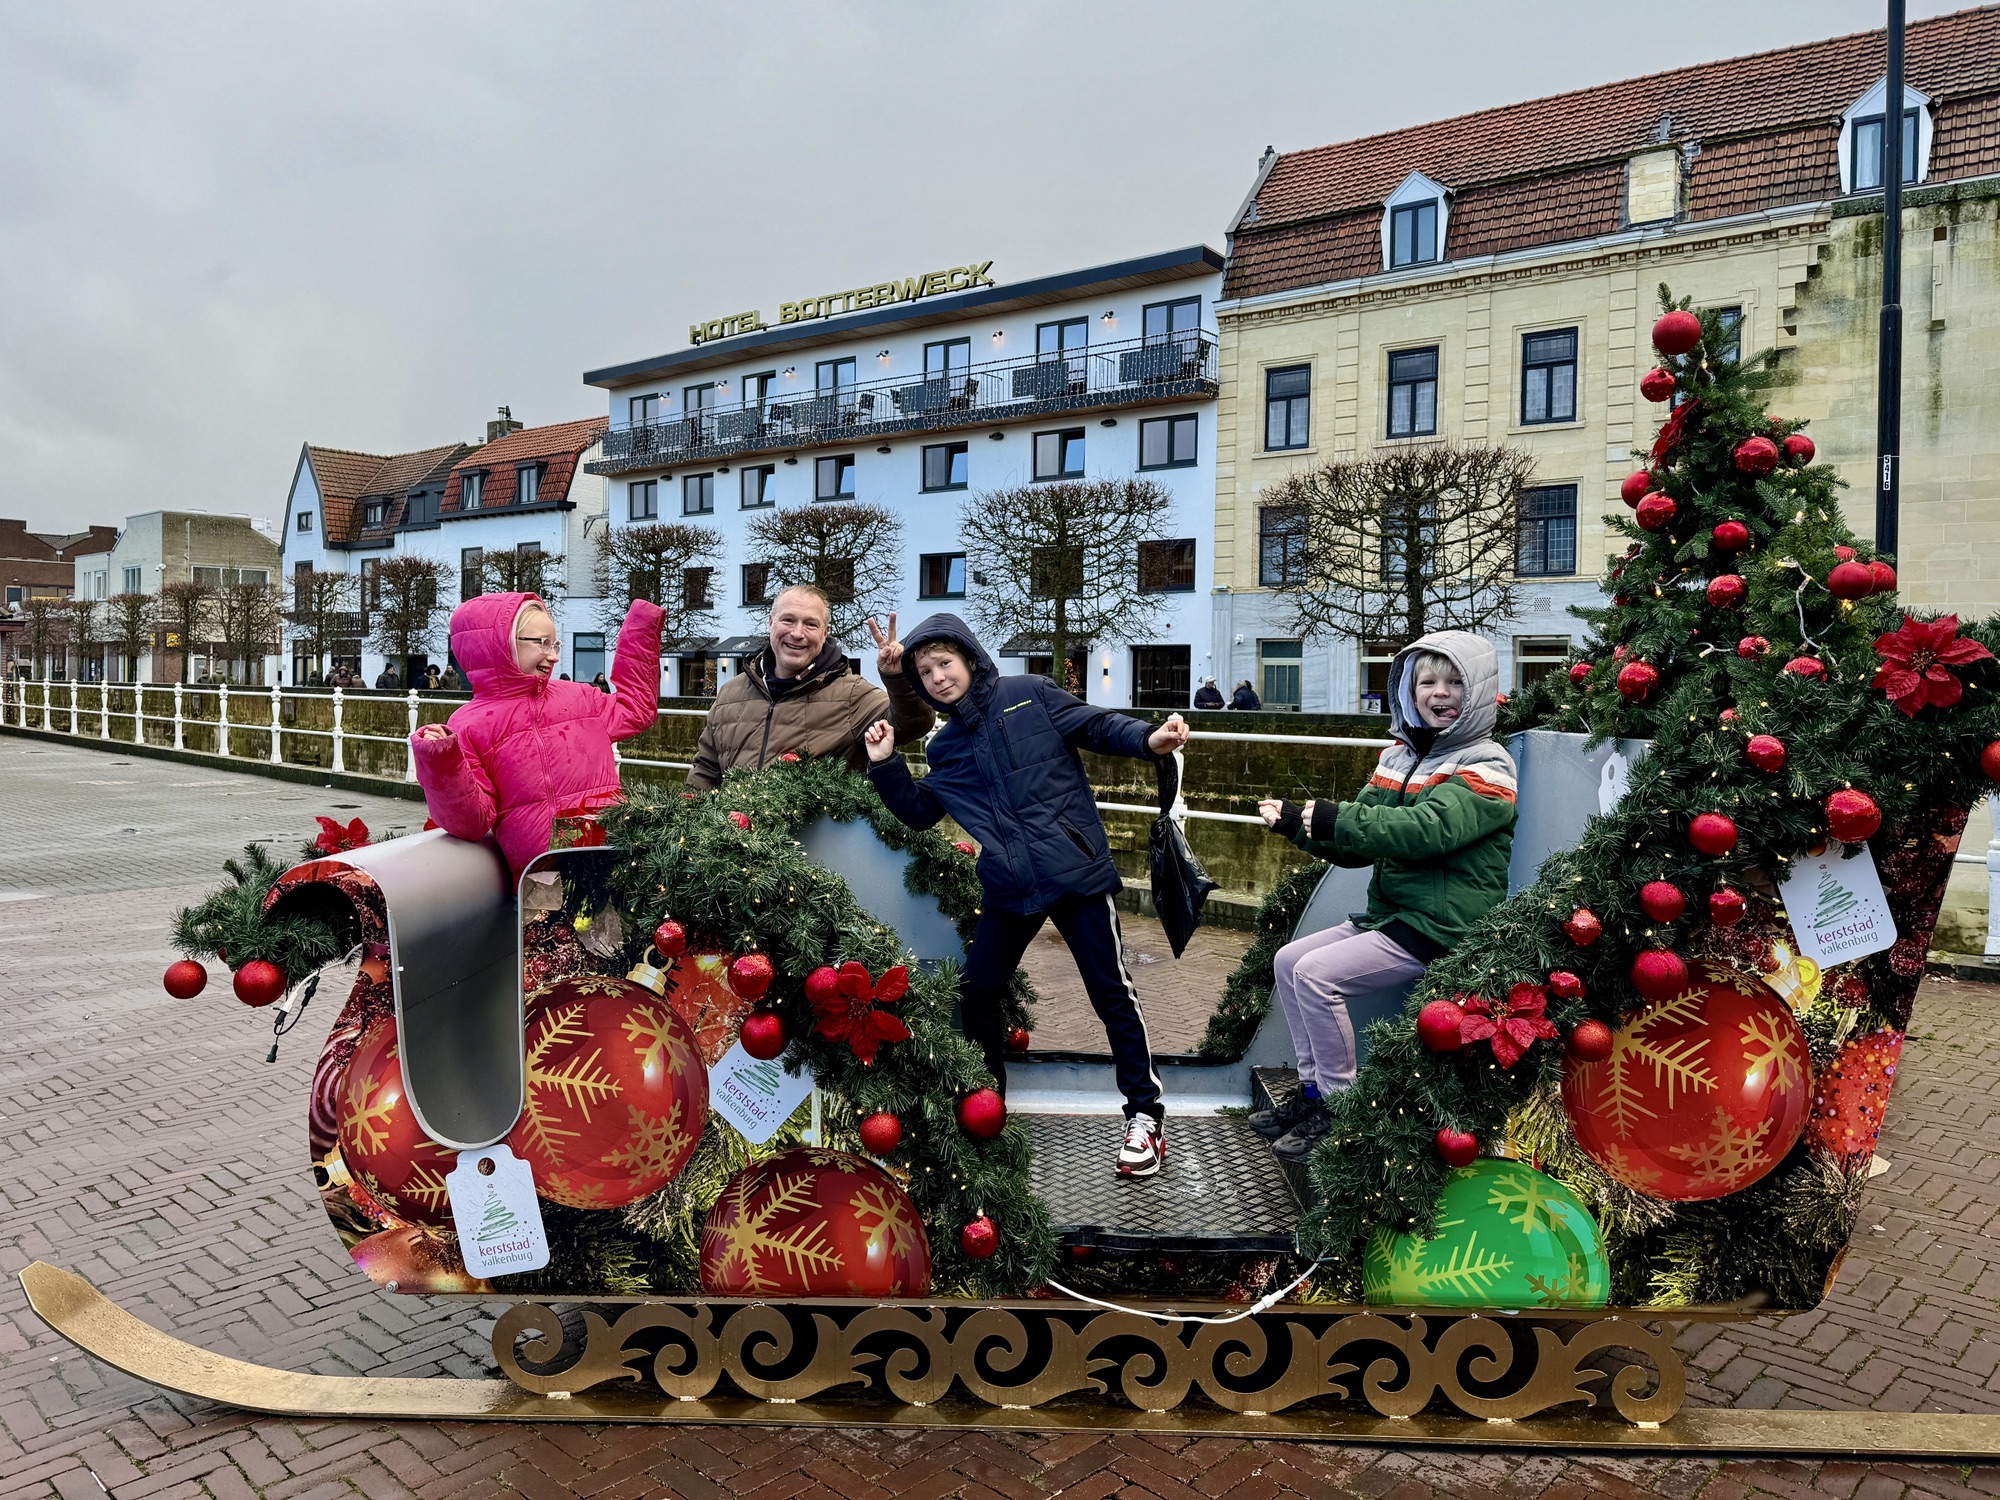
left=588, top=331, right=1218, bottom=475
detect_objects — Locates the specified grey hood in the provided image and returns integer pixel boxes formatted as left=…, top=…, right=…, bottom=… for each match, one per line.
left=1387, top=629, right=1501, bottom=753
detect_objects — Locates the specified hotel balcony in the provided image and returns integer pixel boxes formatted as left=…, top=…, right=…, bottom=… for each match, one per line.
left=586, top=331, right=1217, bottom=477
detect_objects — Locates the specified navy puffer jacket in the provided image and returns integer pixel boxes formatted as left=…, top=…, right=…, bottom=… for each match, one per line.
left=867, top=614, right=1157, bottom=915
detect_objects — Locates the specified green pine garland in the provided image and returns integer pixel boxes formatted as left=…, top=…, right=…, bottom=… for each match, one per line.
left=171, top=841, right=351, bottom=981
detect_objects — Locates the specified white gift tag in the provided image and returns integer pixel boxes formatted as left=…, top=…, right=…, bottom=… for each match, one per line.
left=446, top=1145, right=550, bottom=1279
left=1778, top=844, right=1898, bottom=968
left=1597, top=750, right=1632, bottom=817
left=709, top=1042, right=815, bottom=1145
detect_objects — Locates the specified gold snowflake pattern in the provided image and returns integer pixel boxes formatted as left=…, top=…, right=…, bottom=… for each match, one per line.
left=564, top=975, right=632, bottom=997
left=849, top=1179, right=922, bottom=1263
left=598, top=1101, right=687, bottom=1178
left=1598, top=1141, right=1669, bottom=1194
left=1525, top=1254, right=1590, bottom=1307
left=1667, top=1104, right=1776, bottom=1192
left=1404, top=1232, right=1515, bottom=1299
left=1738, top=1010, right=1807, bottom=1096
left=1485, top=1167, right=1560, bottom=1236
left=703, top=1169, right=843, bottom=1293
left=619, top=1002, right=687, bottom=1075
left=1595, top=990, right=1717, bottom=1140
left=344, top=1065, right=401, bottom=1157
left=516, top=1001, right=622, bottom=1160
left=397, top=1161, right=450, bottom=1218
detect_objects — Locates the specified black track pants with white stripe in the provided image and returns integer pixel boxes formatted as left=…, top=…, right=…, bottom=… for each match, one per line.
left=960, top=892, right=1164, bottom=1119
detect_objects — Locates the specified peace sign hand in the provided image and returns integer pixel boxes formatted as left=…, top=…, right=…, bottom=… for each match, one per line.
left=866, top=614, right=903, bottom=675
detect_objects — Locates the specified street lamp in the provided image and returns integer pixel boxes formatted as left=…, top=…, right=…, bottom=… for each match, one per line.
left=1876, top=0, right=1906, bottom=560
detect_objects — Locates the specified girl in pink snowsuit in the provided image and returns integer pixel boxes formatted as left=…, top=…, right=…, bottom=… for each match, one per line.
left=411, top=592, right=665, bottom=876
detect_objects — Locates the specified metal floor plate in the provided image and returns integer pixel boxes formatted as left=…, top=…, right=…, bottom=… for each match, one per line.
left=1024, top=1113, right=1300, bottom=1253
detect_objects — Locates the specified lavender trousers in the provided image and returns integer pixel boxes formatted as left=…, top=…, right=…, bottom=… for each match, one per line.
left=1271, top=921, right=1429, bottom=1093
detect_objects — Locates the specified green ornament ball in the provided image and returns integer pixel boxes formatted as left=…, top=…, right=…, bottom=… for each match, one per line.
left=1363, top=1158, right=1609, bottom=1310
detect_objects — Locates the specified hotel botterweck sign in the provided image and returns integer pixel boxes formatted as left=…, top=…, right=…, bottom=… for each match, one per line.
left=689, top=261, right=996, bottom=345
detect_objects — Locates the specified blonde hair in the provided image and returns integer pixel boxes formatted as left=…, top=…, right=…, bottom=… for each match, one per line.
left=1409, top=650, right=1459, bottom=682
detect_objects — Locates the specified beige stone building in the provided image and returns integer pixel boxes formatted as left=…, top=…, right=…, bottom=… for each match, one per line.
left=1213, top=7, right=2000, bottom=714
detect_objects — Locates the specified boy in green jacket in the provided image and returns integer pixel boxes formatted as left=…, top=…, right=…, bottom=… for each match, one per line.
left=1250, top=630, right=1517, bottom=1162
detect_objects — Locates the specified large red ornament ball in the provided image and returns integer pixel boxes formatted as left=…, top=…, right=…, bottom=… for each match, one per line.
left=1711, top=520, right=1751, bottom=552
left=1706, top=574, right=1747, bottom=609
left=1828, top=561, right=1876, bottom=600
left=1566, top=1018, right=1614, bottom=1064
left=727, top=952, right=775, bottom=1002
left=953, top=840, right=977, bottom=857
left=958, top=1088, right=1007, bottom=1140
left=727, top=811, right=753, bottom=831
left=1783, top=655, right=1827, bottom=680
left=1548, top=970, right=1586, bottom=1002
left=1733, top=436, right=1781, bottom=476
left=163, top=959, right=208, bottom=999
left=337, top=1016, right=458, bottom=1227
left=1568, top=661, right=1592, bottom=687
left=1634, top=494, right=1677, bottom=532
left=507, top=975, right=707, bottom=1210
left=233, top=959, right=286, bottom=1008
left=1737, top=635, right=1771, bottom=659
left=960, top=1214, right=1000, bottom=1261
left=1562, top=908, right=1604, bottom=946
left=1981, top=740, right=2000, bottom=783
left=1826, top=789, right=1882, bottom=844
left=1652, top=308, right=1704, bottom=356
left=1434, top=1127, right=1480, bottom=1168
left=1005, top=1026, right=1032, bottom=1054
left=1639, top=881, right=1686, bottom=923
left=1811, top=1030, right=1903, bottom=1160
left=1616, top=661, right=1660, bottom=702
left=1688, top=813, right=1738, bottom=857
left=739, top=1009, right=787, bottom=1061
left=1639, top=367, right=1679, bottom=403
left=1834, top=545, right=1857, bottom=561
left=1782, top=433, right=1817, bottom=465
left=651, top=918, right=687, bottom=960
left=1745, top=734, right=1788, bottom=772
left=858, top=1111, right=904, bottom=1156
left=1630, top=949, right=1688, bottom=1001
left=1417, top=998, right=1468, bottom=1052
left=1708, top=888, right=1747, bottom=927
left=700, top=1148, right=932, bottom=1295
left=1620, top=471, right=1655, bottom=506
left=1563, top=971, right=1811, bottom=1200
left=804, top=965, right=842, bottom=1009
left=1868, top=561, right=1897, bottom=595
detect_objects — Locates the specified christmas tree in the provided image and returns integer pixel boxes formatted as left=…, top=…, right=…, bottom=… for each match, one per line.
left=1299, top=286, right=2000, bottom=1308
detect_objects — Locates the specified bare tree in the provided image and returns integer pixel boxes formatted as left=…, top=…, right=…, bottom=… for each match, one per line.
left=481, top=544, right=563, bottom=599
left=216, top=581, right=282, bottom=684
left=596, top=521, right=724, bottom=646
left=1263, top=443, right=1531, bottom=649
left=287, top=568, right=356, bottom=682
left=743, top=502, right=902, bottom=644
left=367, top=556, right=454, bottom=673
left=157, top=579, right=216, bottom=683
left=106, top=593, right=156, bottom=683
left=958, top=478, right=1177, bottom=683
left=17, top=595, right=68, bottom=679
left=61, top=596, right=105, bottom=681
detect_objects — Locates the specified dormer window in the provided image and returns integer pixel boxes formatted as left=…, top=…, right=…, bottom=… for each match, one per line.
left=462, top=472, right=485, bottom=510
left=517, top=464, right=541, bottom=505
left=1840, top=79, right=1932, bottom=194
left=362, top=500, right=388, bottom=528
left=1382, top=172, right=1449, bottom=270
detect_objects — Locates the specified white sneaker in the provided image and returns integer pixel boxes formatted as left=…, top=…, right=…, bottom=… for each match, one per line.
left=1117, top=1113, right=1165, bottom=1178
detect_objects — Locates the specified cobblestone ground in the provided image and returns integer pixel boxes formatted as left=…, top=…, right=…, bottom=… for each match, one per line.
left=3, top=737, right=1998, bottom=1498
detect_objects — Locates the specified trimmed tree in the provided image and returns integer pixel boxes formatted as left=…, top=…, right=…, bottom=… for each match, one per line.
left=482, top=545, right=563, bottom=599
left=287, top=568, right=357, bottom=682
left=595, top=521, right=724, bottom=647
left=366, top=556, right=453, bottom=676
left=744, top=502, right=902, bottom=645
left=62, top=596, right=105, bottom=681
left=216, top=581, right=283, bottom=684
left=157, top=580, right=216, bottom=683
left=106, top=593, right=156, bottom=683
left=16, top=595, right=67, bottom=679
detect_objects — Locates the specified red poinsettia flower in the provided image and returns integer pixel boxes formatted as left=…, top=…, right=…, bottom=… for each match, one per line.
left=1650, top=397, right=1699, bottom=465
left=1872, top=614, right=1993, bottom=717
left=313, top=815, right=370, bottom=854
left=1458, top=984, right=1560, bottom=1068
left=810, top=961, right=912, bottom=1066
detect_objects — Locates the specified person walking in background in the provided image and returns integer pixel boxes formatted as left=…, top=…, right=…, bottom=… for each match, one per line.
left=422, top=665, right=442, bottom=691
left=1228, top=679, right=1261, bottom=710
left=441, top=664, right=463, bottom=692
left=591, top=672, right=611, bottom=693
left=375, top=663, right=401, bottom=691
left=1193, top=676, right=1225, bottom=710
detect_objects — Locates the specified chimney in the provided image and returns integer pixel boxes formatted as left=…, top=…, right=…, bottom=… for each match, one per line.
left=487, top=404, right=524, bottom=443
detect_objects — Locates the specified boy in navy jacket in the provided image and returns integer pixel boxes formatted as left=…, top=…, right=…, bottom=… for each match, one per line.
left=864, top=614, right=1189, bottom=1177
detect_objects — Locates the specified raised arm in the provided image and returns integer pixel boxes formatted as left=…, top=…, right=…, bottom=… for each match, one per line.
left=411, top=728, right=499, bottom=843
left=880, top=669, right=935, bottom=743
left=865, top=739, right=948, bottom=831
left=602, top=599, right=666, bottom=740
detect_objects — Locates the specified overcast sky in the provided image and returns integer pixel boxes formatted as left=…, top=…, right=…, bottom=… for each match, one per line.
left=0, top=1, right=1956, bottom=536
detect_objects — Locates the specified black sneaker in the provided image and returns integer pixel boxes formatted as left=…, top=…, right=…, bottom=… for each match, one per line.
left=1272, top=1103, right=1333, bottom=1162
left=1248, top=1088, right=1316, bottom=1141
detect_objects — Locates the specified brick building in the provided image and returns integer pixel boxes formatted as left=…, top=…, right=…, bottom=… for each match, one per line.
left=0, top=519, right=120, bottom=678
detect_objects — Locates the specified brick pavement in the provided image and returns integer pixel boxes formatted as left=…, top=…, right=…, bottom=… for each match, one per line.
left=3, top=736, right=1999, bottom=1498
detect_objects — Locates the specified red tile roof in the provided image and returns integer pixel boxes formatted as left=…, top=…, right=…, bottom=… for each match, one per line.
left=1227, top=6, right=2000, bottom=300
left=306, top=443, right=468, bottom=544
left=440, top=417, right=608, bottom=516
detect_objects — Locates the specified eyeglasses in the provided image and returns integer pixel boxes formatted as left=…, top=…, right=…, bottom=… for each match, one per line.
left=516, top=634, right=560, bottom=651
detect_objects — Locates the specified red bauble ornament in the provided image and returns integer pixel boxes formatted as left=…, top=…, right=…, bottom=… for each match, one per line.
left=1688, top=812, right=1738, bottom=857
left=1568, top=661, right=1592, bottom=687
left=659, top=948, right=755, bottom=1066
left=163, top=959, right=208, bottom=999
left=1737, top=635, right=1770, bottom=659
left=1811, top=1030, right=1904, bottom=1160
left=1639, top=881, right=1687, bottom=923
left=1706, top=574, right=1746, bottom=609
left=1005, top=1026, right=1032, bottom=1054
left=1629, top=949, right=1688, bottom=1000
left=740, top=1009, right=787, bottom=1061
left=1620, top=471, right=1654, bottom=506
left=1708, top=887, right=1747, bottom=926
left=1562, top=908, right=1604, bottom=946
left=1828, top=561, right=1876, bottom=600
left=1548, top=970, right=1585, bottom=1002
left=1634, top=493, right=1677, bottom=532
left=953, top=840, right=977, bottom=856
left=858, top=1111, right=904, bottom=1156
left=1434, top=1127, right=1479, bottom=1168
left=651, top=918, right=687, bottom=959
left=1981, top=740, right=2000, bottom=783
left=1563, top=973, right=1810, bottom=1200
left=960, top=1214, right=999, bottom=1261
left=1652, top=308, right=1703, bottom=356
left=1719, top=708, right=1738, bottom=724
left=1835, top=545, right=1857, bottom=561
left=1732, top=435, right=1780, bottom=476
left=1745, top=734, right=1788, bottom=772
left=958, top=1088, right=1007, bottom=1140
left=727, top=952, right=775, bottom=1001
left=1566, top=1018, right=1614, bottom=1064
left=338, top=1017, right=458, bottom=1227
left=804, top=965, right=842, bottom=1008
left=1711, top=520, right=1751, bottom=552
left=233, top=959, right=286, bottom=1008
left=1784, top=655, right=1827, bottom=680
left=700, top=1148, right=932, bottom=1295
left=507, top=974, right=707, bottom=1210
left=1825, top=788, right=1882, bottom=844
left=1868, top=561, right=1896, bottom=595
left=1416, top=998, right=1467, bottom=1052
left=1782, top=433, right=1817, bottom=465
left=1616, top=661, right=1660, bottom=702
left=728, top=810, right=753, bottom=831
left=1639, top=367, right=1679, bottom=402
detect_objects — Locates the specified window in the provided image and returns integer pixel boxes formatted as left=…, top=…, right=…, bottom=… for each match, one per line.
left=517, top=465, right=541, bottom=505
left=1143, top=297, right=1201, bottom=345
left=741, top=562, right=772, bottom=607
left=919, top=552, right=967, bottom=598
left=362, top=499, right=388, bottom=527
left=1513, top=636, right=1573, bottom=692
left=815, top=454, right=856, bottom=500
left=462, top=472, right=485, bottom=510
left=683, top=473, right=715, bottom=515
left=1387, top=346, right=1439, bottom=438
left=1264, top=365, right=1310, bottom=451
left=815, top=358, right=856, bottom=394
left=1036, top=318, right=1087, bottom=359
left=193, top=566, right=221, bottom=587
left=742, top=371, right=775, bottom=410
left=1138, top=414, right=1198, bottom=470
left=4, top=585, right=20, bottom=608
left=1516, top=485, right=1578, bottom=577
left=683, top=567, right=714, bottom=611
left=629, top=480, right=657, bottom=520
left=1259, top=639, right=1303, bottom=711
left=1852, top=108, right=1920, bottom=191
left=627, top=393, right=660, bottom=428
left=740, top=465, right=775, bottom=508
left=1131, top=645, right=1191, bottom=709
left=359, top=558, right=380, bottom=619
left=924, top=338, right=971, bottom=382
left=241, top=568, right=268, bottom=586
left=1033, top=428, right=1085, bottom=480
left=684, top=382, right=716, bottom=440
left=922, top=442, right=969, bottom=492
left=297, top=511, right=313, bottom=532
left=679, top=654, right=718, bottom=699
left=1258, top=505, right=1306, bottom=587
left=573, top=631, right=606, bottom=682
left=1389, top=201, right=1439, bottom=267
left=1714, top=306, right=1743, bottom=365
left=1520, top=329, right=1577, bottom=425
left=1360, top=639, right=1398, bottom=714
left=460, top=547, right=483, bottom=602
left=1138, top=538, right=1196, bottom=593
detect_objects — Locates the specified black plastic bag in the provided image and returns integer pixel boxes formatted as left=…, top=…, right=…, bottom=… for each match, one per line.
left=1148, top=751, right=1216, bottom=958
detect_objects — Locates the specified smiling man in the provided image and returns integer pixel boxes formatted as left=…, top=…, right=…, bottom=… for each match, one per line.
left=684, top=585, right=933, bottom=790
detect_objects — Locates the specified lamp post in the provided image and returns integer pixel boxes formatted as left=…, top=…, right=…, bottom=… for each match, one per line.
left=1875, top=0, right=1906, bottom=560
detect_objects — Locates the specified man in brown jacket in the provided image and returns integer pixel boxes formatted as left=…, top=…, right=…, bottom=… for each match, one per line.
left=685, top=585, right=934, bottom=790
